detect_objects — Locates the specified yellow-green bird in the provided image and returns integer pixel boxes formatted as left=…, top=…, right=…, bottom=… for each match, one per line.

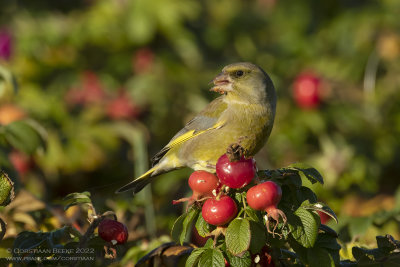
left=116, top=62, right=276, bottom=194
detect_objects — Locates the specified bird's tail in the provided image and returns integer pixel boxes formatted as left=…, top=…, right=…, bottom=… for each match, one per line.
left=116, top=166, right=158, bottom=194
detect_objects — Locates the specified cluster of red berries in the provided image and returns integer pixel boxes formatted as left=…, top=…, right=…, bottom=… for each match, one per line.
left=175, top=152, right=285, bottom=229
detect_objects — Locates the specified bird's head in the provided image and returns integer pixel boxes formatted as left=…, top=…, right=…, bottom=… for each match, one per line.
left=210, top=62, right=276, bottom=105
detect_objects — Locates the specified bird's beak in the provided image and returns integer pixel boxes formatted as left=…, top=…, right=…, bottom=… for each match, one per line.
left=210, top=72, right=232, bottom=94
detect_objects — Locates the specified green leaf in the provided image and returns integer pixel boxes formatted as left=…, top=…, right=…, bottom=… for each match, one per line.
left=203, top=238, right=214, bottom=248
left=289, top=207, right=319, bottom=248
left=234, top=191, right=246, bottom=203
left=226, top=251, right=252, bottom=267
left=198, top=248, right=225, bottom=267
left=62, top=191, right=92, bottom=210
left=226, top=218, right=251, bottom=256
left=376, top=235, right=398, bottom=254
left=307, top=248, right=335, bottom=267
left=315, top=233, right=341, bottom=251
left=3, top=120, right=43, bottom=154
left=287, top=163, right=324, bottom=184
left=319, top=224, right=338, bottom=237
left=185, top=248, right=206, bottom=267
left=171, top=208, right=199, bottom=245
left=244, top=207, right=260, bottom=222
left=62, top=191, right=91, bottom=201
left=0, top=170, right=14, bottom=206
left=352, top=246, right=384, bottom=262
left=12, top=231, right=47, bottom=254
left=171, top=213, right=186, bottom=244
left=297, top=186, right=318, bottom=203
left=180, top=208, right=199, bottom=245
left=195, top=212, right=212, bottom=237
left=301, top=201, right=338, bottom=223
left=315, top=233, right=341, bottom=265
left=249, top=220, right=266, bottom=254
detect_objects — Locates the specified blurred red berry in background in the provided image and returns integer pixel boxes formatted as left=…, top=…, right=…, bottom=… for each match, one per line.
left=293, top=72, right=321, bottom=109
left=132, top=48, right=154, bottom=74
left=9, top=150, right=34, bottom=176
left=106, top=90, right=139, bottom=120
left=0, top=29, right=12, bottom=61
left=65, top=71, right=106, bottom=106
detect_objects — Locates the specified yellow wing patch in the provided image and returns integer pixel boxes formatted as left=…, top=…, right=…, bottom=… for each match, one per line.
left=167, top=121, right=224, bottom=148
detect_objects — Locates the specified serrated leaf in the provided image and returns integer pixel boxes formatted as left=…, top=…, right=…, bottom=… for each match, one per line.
left=289, top=207, right=319, bottom=248
left=302, top=201, right=338, bottom=223
left=244, top=207, right=260, bottom=222
left=226, top=218, right=251, bottom=256
left=195, top=212, right=212, bottom=237
left=198, top=248, right=225, bottom=267
left=203, top=238, right=214, bottom=248
left=249, top=220, right=266, bottom=254
left=227, top=251, right=252, bottom=267
left=180, top=208, right=199, bottom=245
left=307, top=247, right=335, bottom=267
left=4, top=120, right=43, bottom=154
left=287, top=163, right=324, bottom=184
left=0, top=170, right=14, bottom=206
left=185, top=248, right=206, bottom=267
left=376, top=235, right=398, bottom=254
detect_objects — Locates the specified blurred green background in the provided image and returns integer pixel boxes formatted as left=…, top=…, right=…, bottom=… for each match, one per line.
left=1, top=0, right=400, bottom=263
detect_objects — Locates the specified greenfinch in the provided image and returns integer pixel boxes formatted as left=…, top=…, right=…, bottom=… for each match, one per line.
left=117, top=62, right=276, bottom=194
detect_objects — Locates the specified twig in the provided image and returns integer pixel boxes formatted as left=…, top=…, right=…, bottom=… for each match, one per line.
left=71, top=215, right=106, bottom=267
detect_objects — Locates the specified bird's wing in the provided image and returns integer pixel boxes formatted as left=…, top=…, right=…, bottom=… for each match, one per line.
left=151, top=97, right=228, bottom=166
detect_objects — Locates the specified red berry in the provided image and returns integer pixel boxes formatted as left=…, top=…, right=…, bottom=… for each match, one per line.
left=317, top=211, right=331, bottom=224
left=188, top=170, right=219, bottom=196
left=216, top=154, right=256, bottom=189
left=202, top=195, right=237, bottom=226
left=106, top=91, right=139, bottom=120
left=132, top=48, right=154, bottom=74
left=246, top=181, right=287, bottom=234
left=9, top=150, right=33, bottom=176
left=293, top=73, right=321, bottom=109
left=98, top=219, right=128, bottom=244
left=81, top=71, right=106, bottom=104
left=173, top=171, right=219, bottom=205
left=190, top=226, right=210, bottom=247
left=246, top=181, right=282, bottom=212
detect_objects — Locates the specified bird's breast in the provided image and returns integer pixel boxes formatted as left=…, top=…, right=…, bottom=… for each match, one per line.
left=179, top=102, right=274, bottom=169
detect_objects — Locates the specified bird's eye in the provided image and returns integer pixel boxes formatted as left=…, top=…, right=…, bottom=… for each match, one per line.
left=235, top=70, right=244, bottom=77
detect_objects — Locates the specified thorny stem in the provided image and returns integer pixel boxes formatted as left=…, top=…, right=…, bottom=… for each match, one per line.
left=71, top=215, right=106, bottom=267
left=242, top=194, right=247, bottom=217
